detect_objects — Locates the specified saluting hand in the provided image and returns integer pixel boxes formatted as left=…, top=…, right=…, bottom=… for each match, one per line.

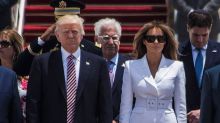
left=40, top=24, right=56, bottom=41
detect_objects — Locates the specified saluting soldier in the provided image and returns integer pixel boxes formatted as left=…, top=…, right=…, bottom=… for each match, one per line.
left=13, top=0, right=102, bottom=76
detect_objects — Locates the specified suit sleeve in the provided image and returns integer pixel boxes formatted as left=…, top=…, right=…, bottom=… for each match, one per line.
left=172, top=0, right=193, bottom=15
left=0, top=0, right=18, bottom=11
left=98, top=59, right=113, bottom=123
left=119, top=61, right=133, bottom=123
left=200, top=71, right=213, bottom=123
left=10, top=72, right=23, bottom=123
left=13, top=39, right=42, bottom=76
left=203, top=0, right=220, bottom=14
left=174, top=62, right=187, bottom=123
left=26, top=57, right=42, bottom=123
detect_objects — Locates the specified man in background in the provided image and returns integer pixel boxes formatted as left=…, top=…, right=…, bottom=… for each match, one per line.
left=172, top=0, right=220, bottom=42
left=178, top=10, right=220, bottom=123
left=94, top=18, right=128, bottom=123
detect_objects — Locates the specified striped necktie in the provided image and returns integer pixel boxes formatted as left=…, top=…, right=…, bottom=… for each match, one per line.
left=107, top=60, right=115, bottom=87
left=67, top=55, right=77, bottom=123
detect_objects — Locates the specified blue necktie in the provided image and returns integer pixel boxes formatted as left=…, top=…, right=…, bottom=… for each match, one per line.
left=195, top=49, right=203, bottom=88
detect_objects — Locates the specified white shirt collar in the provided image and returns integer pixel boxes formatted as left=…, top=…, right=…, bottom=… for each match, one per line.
left=61, top=47, right=81, bottom=62
left=191, top=43, right=208, bottom=51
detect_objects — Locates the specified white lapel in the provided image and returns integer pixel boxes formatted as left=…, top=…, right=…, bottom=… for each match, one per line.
left=138, top=55, right=157, bottom=89
left=154, top=55, right=174, bottom=83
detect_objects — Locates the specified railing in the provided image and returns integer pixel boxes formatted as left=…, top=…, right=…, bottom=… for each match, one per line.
left=12, top=0, right=27, bottom=35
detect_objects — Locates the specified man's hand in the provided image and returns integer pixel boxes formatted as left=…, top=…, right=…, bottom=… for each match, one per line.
left=40, top=24, right=56, bottom=41
left=112, top=120, right=118, bottom=123
left=187, top=109, right=200, bottom=123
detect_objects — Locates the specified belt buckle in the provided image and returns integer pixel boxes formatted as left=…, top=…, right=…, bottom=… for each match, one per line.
left=158, top=100, right=166, bottom=109
left=147, top=99, right=157, bottom=110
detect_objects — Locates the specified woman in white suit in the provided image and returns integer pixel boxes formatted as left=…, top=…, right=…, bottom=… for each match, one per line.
left=119, top=21, right=186, bottom=123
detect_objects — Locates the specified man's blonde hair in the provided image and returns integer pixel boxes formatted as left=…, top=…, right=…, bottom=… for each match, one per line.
left=55, top=14, right=85, bottom=35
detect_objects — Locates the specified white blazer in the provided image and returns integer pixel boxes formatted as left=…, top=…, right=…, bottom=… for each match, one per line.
left=119, top=55, right=186, bottom=123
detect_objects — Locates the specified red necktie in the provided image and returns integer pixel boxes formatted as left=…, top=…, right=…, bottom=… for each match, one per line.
left=67, top=55, right=77, bottom=123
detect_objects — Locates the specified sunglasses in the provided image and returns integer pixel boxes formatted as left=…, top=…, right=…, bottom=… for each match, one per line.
left=98, top=35, right=120, bottom=43
left=0, top=40, right=12, bottom=48
left=144, top=35, right=166, bottom=43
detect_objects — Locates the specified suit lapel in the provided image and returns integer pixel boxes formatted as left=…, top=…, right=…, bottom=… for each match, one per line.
left=180, top=41, right=201, bottom=90
left=49, top=50, right=66, bottom=100
left=154, top=55, right=174, bottom=83
left=112, top=55, right=125, bottom=92
left=139, top=56, right=157, bottom=88
left=76, top=50, right=91, bottom=102
left=205, top=42, right=219, bottom=69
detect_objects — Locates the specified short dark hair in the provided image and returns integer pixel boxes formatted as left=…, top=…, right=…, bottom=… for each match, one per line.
left=187, top=9, right=213, bottom=28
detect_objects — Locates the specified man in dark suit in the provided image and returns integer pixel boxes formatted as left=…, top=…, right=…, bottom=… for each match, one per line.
left=200, top=65, right=220, bottom=123
left=178, top=10, right=220, bottom=123
left=26, top=15, right=112, bottom=123
left=94, top=18, right=128, bottom=123
left=13, top=0, right=102, bottom=76
left=0, top=66, right=23, bottom=123
left=172, top=0, right=220, bottom=42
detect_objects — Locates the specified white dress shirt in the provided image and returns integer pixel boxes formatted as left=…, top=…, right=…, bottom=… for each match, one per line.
left=61, top=47, right=80, bottom=87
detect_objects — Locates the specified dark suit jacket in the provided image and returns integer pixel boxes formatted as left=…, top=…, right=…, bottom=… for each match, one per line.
left=13, top=37, right=102, bottom=76
left=178, top=41, right=220, bottom=112
left=0, top=66, right=23, bottom=123
left=111, top=54, right=128, bottom=120
left=200, top=65, right=220, bottom=123
left=26, top=49, right=112, bottom=123
left=0, top=0, right=18, bottom=31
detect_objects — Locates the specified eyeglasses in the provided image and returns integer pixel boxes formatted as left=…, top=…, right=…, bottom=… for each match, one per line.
left=98, top=34, right=120, bottom=43
left=144, top=35, right=166, bottom=43
left=0, top=40, right=12, bottom=48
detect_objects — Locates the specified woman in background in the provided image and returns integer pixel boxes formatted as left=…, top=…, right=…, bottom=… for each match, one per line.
left=0, top=29, right=27, bottom=120
left=119, top=21, right=186, bottom=123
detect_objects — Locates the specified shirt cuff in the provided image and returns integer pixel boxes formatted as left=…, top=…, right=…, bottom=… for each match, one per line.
left=38, top=37, right=45, bottom=46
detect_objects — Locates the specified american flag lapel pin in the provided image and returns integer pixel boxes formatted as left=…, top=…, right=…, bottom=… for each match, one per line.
left=212, top=49, right=217, bottom=53
left=86, top=61, right=90, bottom=66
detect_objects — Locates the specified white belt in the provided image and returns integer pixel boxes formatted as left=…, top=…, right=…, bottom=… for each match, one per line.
left=135, top=98, right=172, bottom=110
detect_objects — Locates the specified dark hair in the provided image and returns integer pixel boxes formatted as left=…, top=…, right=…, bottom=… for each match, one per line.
left=187, top=9, right=213, bottom=28
left=133, top=21, right=178, bottom=60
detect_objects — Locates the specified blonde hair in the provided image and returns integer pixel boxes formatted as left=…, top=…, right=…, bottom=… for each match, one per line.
left=55, top=14, right=85, bottom=35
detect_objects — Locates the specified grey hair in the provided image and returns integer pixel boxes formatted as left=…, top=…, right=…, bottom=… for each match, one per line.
left=94, top=18, right=122, bottom=36
left=55, top=14, right=85, bottom=35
